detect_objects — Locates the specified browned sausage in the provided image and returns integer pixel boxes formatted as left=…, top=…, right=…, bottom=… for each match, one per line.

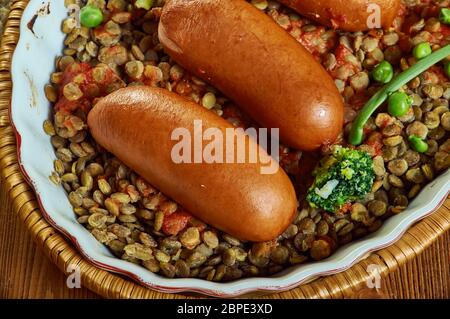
left=159, top=0, right=344, bottom=151
left=277, top=0, right=401, bottom=32
left=87, top=86, right=297, bottom=242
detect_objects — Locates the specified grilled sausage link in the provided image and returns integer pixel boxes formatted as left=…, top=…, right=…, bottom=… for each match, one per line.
left=159, top=0, right=344, bottom=151
left=278, top=0, right=401, bottom=32
left=87, top=86, right=297, bottom=241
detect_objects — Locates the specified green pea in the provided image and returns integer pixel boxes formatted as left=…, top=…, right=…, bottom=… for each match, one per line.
left=371, top=61, right=394, bottom=84
left=439, top=8, right=450, bottom=25
left=444, top=61, right=450, bottom=78
left=413, top=42, right=432, bottom=60
left=80, top=5, right=104, bottom=28
left=135, top=0, right=154, bottom=10
left=388, top=92, right=412, bottom=117
left=408, top=135, right=429, bottom=153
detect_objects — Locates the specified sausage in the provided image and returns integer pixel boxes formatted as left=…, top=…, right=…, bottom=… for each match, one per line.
left=87, top=86, right=297, bottom=242
left=158, top=0, right=344, bottom=151
left=277, top=0, right=401, bottom=32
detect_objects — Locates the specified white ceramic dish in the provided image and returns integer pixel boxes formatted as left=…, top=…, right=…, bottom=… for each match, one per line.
left=10, top=0, right=450, bottom=297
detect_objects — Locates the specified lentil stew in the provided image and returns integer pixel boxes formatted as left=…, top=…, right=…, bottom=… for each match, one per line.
left=41, top=0, right=450, bottom=282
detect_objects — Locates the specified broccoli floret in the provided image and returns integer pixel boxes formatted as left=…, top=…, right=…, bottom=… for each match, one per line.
left=306, top=146, right=375, bottom=213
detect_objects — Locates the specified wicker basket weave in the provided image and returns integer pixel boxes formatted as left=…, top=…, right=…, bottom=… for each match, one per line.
left=1, top=0, right=449, bottom=299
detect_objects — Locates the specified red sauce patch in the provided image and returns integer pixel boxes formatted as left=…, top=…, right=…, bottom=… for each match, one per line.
left=440, top=25, right=450, bottom=37
left=296, top=152, right=321, bottom=192
left=162, top=210, right=192, bottom=236
left=55, top=62, right=125, bottom=114
left=330, top=44, right=360, bottom=79
left=349, top=91, right=370, bottom=111
left=398, top=34, right=412, bottom=53
left=338, top=202, right=352, bottom=215
left=299, top=26, right=335, bottom=57
left=427, top=65, right=448, bottom=83
left=366, top=132, right=383, bottom=157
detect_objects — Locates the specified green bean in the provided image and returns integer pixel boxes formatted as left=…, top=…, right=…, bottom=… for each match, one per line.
left=349, top=44, right=450, bottom=146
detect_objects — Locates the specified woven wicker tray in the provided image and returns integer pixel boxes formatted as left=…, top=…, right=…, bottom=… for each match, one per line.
left=1, top=0, right=450, bottom=299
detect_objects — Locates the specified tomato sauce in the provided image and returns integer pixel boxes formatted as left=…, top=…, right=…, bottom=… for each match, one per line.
left=329, top=44, right=360, bottom=80
left=349, top=91, right=370, bottom=111
left=366, top=132, right=383, bottom=157
left=299, top=26, right=335, bottom=58
left=55, top=62, right=125, bottom=114
left=162, top=210, right=192, bottom=236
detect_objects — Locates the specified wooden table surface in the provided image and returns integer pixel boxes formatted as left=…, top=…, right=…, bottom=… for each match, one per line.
left=0, top=171, right=449, bottom=298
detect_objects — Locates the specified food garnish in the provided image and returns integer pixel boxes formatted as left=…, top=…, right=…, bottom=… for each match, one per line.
left=307, top=146, right=375, bottom=212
